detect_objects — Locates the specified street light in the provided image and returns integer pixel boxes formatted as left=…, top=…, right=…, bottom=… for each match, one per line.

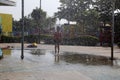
left=21, top=0, right=24, bottom=59
left=38, top=0, right=41, bottom=43
left=40, top=0, right=41, bottom=8
left=111, top=0, right=115, bottom=60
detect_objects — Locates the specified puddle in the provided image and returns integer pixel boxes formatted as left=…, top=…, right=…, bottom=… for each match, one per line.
left=60, top=52, right=113, bottom=66
left=2, top=49, right=11, bottom=55
left=28, top=49, right=120, bottom=66
left=1, top=49, right=120, bottom=80
left=30, top=49, right=46, bottom=56
left=1, top=49, right=120, bottom=66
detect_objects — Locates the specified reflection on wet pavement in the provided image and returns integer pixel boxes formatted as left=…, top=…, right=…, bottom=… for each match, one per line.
left=1, top=49, right=120, bottom=80
left=30, top=49, right=46, bottom=55
left=1, top=49, right=120, bottom=67
left=60, top=52, right=113, bottom=66
left=2, top=49, right=11, bottom=55
left=29, top=49, right=120, bottom=66
left=54, top=55, right=60, bottom=63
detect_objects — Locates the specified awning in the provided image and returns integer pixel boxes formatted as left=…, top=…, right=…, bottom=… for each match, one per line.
left=0, top=0, right=15, bottom=6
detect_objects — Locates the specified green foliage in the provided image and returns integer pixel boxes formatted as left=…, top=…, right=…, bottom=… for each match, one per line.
left=115, top=13, right=120, bottom=43
left=117, top=42, right=120, bottom=48
left=1, top=36, right=21, bottom=43
left=24, top=34, right=53, bottom=42
left=1, top=35, right=98, bottom=46
left=31, top=7, right=47, bottom=28
left=13, top=7, right=56, bottom=43
left=55, top=0, right=100, bottom=33
left=24, top=34, right=54, bottom=44
left=24, top=35, right=38, bottom=43
left=40, top=34, right=54, bottom=44
left=44, top=17, right=56, bottom=29
left=62, top=35, right=99, bottom=46
left=40, top=35, right=99, bottom=46
left=39, top=35, right=99, bottom=46
left=55, top=0, right=120, bottom=35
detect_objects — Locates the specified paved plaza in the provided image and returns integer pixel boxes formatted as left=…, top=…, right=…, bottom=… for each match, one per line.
left=0, top=43, right=120, bottom=80
left=1, top=43, right=120, bottom=58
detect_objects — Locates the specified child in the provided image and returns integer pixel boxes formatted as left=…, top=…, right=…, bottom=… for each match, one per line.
left=54, top=26, right=62, bottom=54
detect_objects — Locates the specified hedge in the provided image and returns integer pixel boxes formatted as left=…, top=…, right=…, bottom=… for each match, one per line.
left=1, top=35, right=21, bottom=43
left=62, top=35, right=99, bottom=46
left=24, top=35, right=38, bottom=43
left=42, top=35, right=99, bottom=46
left=0, top=35, right=53, bottom=43
left=40, top=34, right=54, bottom=44
left=117, top=42, right=120, bottom=48
left=0, top=35, right=99, bottom=46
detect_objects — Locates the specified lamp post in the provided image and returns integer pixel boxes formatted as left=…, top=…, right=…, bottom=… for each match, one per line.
left=40, top=0, right=41, bottom=8
left=21, top=0, right=24, bottom=59
left=38, top=0, right=41, bottom=44
left=111, top=0, right=115, bottom=60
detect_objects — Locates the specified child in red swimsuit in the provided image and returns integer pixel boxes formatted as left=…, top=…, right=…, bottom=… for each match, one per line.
left=54, top=26, right=62, bottom=54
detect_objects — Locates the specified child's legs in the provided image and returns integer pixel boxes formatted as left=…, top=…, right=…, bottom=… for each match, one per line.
left=54, top=40, right=57, bottom=53
left=55, top=42, right=60, bottom=54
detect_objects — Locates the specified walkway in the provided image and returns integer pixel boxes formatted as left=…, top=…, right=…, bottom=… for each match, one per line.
left=0, top=43, right=120, bottom=80
left=39, top=44, right=120, bottom=59
left=1, top=43, right=120, bottom=58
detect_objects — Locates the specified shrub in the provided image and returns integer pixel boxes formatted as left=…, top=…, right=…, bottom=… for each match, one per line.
left=117, top=42, right=120, bottom=48
left=0, top=34, right=98, bottom=46
left=40, top=34, right=54, bottom=44
left=24, top=35, right=38, bottom=43
left=1, top=35, right=21, bottom=43
left=62, top=35, right=99, bottom=46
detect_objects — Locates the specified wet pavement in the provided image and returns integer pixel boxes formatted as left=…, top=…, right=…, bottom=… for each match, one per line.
left=0, top=49, right=120, bottom=80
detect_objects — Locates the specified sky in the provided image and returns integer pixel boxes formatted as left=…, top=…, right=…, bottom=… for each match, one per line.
left=0, top=0, right=60, bottom=20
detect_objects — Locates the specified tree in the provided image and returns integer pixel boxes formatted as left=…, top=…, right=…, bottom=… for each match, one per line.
left=31, top=7, right=47, bottom=43
left=31, top=7, right=47, bottom=28
left=55, top=0, right=120, bottom=35
left=55, top=0, right=99, bottom=34
left=44, top=17, right=56, bottom=29
left=13, top=6, right=57, bottom=43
